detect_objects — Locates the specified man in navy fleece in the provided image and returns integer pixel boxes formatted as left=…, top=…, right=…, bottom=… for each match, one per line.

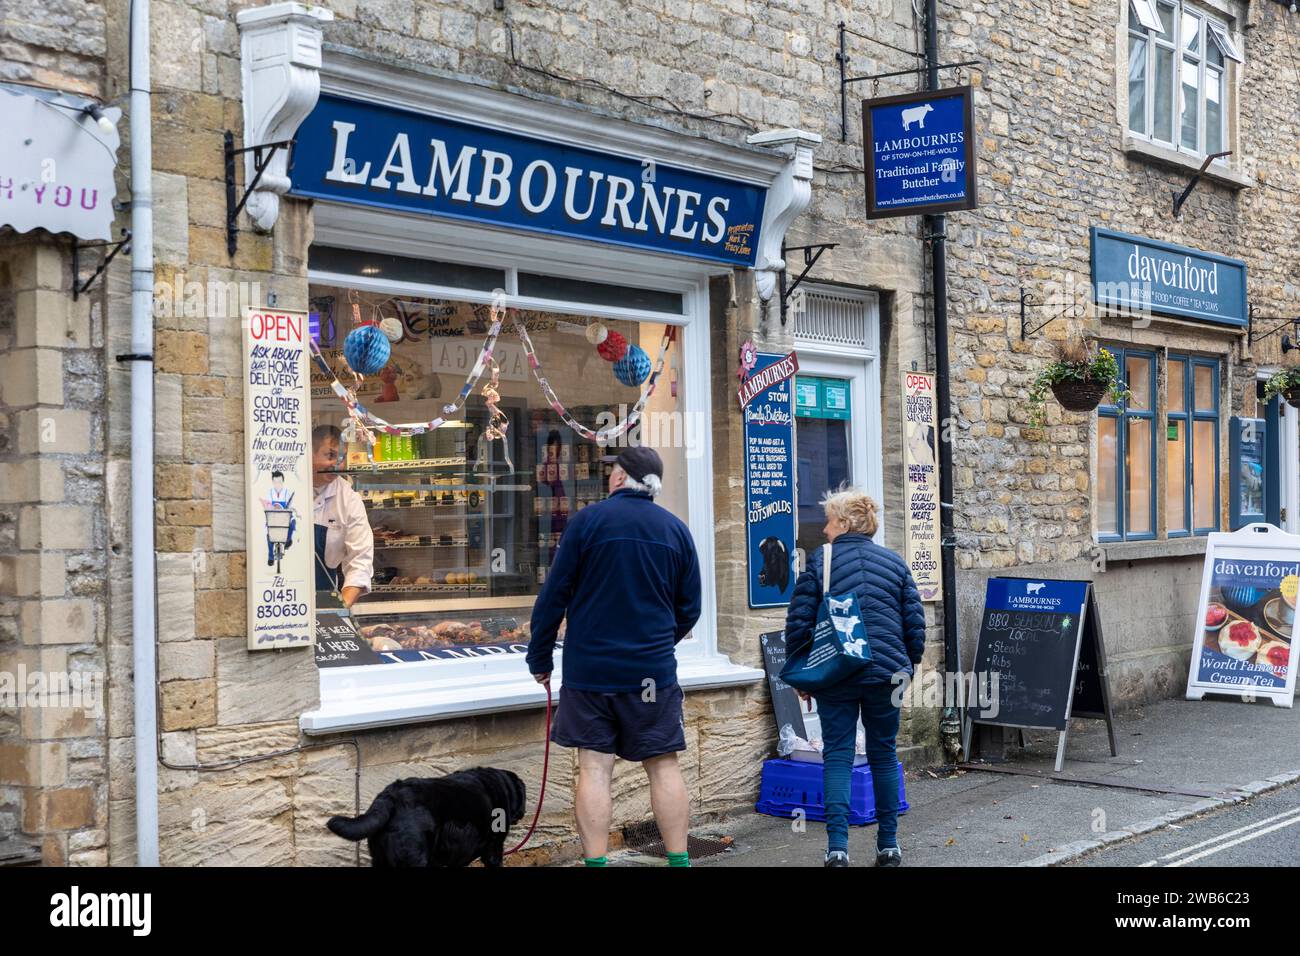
left=527, top=446, right=701, bottom=868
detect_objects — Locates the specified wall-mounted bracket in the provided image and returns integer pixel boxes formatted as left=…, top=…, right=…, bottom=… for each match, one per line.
left=1019, top=286, right=1084, bottom=339
left=1172, top=150, right=1231, bottom=218
left=837, top=19, right=979, bottom=142
left=778, top=242, right=838, bottom=326
left=224, top=131, right=295, bottom=257
left=71, top=229, right=131, bottom=301
left=1247, top=304, right=1300, bottom=352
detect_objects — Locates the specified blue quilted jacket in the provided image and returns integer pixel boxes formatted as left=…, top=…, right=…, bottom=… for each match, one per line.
left=783, top=533, right=927, bottom=686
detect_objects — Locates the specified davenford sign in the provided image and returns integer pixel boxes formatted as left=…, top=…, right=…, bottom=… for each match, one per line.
left=862, top=86, right=977, bottom=219
left=243, top=308, right=314, bottom=651
left=291, top=93, right=768, bottom=267
left=1090, top=227, right=1248, bottom=327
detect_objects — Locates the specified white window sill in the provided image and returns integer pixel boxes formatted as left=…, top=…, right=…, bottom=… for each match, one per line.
left=298, top=654, right=765, bottom=735
left=1122, top=135, right=1254, bottom=191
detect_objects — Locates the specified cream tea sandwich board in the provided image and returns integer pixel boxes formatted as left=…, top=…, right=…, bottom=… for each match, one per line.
left=1186, top=523, right=1300, bottom=708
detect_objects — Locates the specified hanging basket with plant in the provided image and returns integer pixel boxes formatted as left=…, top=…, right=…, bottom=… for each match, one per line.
left=1262, top=367, right=1300, bottom=409
left=1028, top=338, right=1130, bottom=426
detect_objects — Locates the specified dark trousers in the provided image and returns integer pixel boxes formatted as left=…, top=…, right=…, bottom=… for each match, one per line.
left=816, top=680, right=902, bottom=853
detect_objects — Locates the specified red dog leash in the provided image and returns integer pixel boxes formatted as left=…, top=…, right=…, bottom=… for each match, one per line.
left=504, top=679, right=552, bottom=857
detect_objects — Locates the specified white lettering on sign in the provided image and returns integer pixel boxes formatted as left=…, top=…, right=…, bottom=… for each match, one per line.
left=323, top=122, right=740, bottom=255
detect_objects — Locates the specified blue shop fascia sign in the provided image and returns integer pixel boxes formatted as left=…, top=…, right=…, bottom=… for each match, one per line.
left=290, top=93, right=767, bottom=267
left=1090, top=227, right=1248, bottom=328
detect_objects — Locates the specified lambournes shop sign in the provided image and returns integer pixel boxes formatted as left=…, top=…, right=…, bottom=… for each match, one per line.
left=291, top=93, right=768, bottom=267
left=862, top=86, right=977, bottom=219
left=1091, top=227, right=1248, bottom=328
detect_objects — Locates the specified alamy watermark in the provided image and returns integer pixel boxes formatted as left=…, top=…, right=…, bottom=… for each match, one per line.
left=0, top=666, right=104, bottom=718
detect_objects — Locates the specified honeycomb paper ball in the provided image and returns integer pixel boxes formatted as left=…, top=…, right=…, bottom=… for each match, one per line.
left=584, top=322, right=609, bottom=346
left=613, top=344, right=651, bottom=387
left=343, top=324, right=391, bottom=376
left=379, top=317, right=405, bottom=343
left=596, top=329, right=628, bottom=362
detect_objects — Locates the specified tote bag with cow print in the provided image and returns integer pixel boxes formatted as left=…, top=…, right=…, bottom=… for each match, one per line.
left=779, top=543, right=873, bottom=693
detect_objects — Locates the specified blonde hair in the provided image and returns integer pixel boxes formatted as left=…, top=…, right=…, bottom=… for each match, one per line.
left=821, top=486, right=879, bottom=536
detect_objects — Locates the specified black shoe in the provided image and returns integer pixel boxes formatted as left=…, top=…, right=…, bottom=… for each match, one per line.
left=825, top=850, right=850, bottom=867
left=876, top=847, right=902, bottom=867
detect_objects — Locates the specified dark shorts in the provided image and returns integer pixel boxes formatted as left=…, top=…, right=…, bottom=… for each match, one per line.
left=551, top=682, right=686, bottom=762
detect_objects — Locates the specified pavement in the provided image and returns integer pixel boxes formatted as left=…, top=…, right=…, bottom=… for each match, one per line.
left=641, top=694, right=1300, bottom=868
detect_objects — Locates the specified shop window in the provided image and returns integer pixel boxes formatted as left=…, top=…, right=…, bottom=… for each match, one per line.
left=1167, top=354, right=1220, bottom=535
left=517, top=273, right=684, bottom=314
left=1097, top=349, right=1221, bottom=542
left=1125, top=0, right=1239, bottom=158
left=794, top=375, right=852, bottom=558
left=310, top=245, right=506, bottom=292
left=308, top=275, right=691, bottom=664
left=1097, top=348, right=1157, bottom=542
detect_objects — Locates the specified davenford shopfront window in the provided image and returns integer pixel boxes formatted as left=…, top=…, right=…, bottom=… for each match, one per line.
left=1097, top=347, right=1221, bottom=542
left=308, top=247, right=693, bottom=665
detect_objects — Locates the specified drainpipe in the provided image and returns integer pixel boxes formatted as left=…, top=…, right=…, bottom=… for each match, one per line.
left=924, top=0, right=965, bottom=758
left=128, top=0, right=159, bottom=866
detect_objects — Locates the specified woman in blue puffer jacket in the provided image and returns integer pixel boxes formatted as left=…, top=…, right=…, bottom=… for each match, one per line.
left=783, top=488, right=927, bottom=867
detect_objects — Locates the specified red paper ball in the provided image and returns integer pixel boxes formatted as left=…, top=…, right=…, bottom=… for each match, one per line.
left=596, top=330, right=628, bottom=362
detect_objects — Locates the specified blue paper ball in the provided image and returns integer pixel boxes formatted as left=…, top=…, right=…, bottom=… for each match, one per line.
left=343, top=324, right=391, bottom=376
left=613, top=344, right=651, bottom=387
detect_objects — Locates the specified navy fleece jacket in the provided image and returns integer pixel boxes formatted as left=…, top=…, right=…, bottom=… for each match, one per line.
left=526, top=488, right=702, bottom=692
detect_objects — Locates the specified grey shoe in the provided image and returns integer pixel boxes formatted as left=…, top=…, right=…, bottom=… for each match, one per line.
left=876, top=847, right=902, bottom=867
left=825, top=850, right=850, bottom=867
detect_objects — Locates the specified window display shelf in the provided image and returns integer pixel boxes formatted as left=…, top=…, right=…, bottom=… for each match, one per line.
left=375, top=538, right=475, bottom=549
left=328, top=456, right=467, bottom=473
left=362, top=501, right=486, bottom=514
left=370, top=582, right=489, bottom=594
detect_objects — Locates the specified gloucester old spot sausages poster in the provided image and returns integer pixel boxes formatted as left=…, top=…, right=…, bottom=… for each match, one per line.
left=903, top=371, right=942, bottom=601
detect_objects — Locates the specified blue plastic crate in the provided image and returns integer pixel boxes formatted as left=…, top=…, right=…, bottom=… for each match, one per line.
left=755, top=757, right=909, bottom=826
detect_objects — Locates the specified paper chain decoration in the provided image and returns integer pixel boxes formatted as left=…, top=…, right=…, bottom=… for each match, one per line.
left=513, top=315, right=676, bottom=443
left=306, top=307, right=677, bottom=448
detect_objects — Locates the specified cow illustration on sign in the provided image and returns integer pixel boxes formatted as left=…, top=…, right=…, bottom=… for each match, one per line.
left=1026, top=582, right=1046, bottom=595
left=901, top=103, right=934, bottom=130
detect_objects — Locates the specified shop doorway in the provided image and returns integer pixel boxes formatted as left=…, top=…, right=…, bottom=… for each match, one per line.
left=793, top=286, right=882, bottom=564
left=1255, top=373, right=1300, bottom=533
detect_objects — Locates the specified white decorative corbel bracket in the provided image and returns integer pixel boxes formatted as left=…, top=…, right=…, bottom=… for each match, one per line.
left=747, top=128, right=821, bottom=301
left=237, top=2, right=333, bottom=232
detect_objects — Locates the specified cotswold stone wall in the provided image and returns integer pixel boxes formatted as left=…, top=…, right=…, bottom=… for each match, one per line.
left=0, top=4, right=112, bottom=866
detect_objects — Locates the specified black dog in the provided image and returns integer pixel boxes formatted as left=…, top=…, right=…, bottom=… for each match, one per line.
left=757, top=536, right=790, bottom=593
left=327, top=767, right=526, bottom=867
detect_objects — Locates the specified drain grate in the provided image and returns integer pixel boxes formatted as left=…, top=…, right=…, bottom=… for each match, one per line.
left=621, top=820, right=733, bottom=860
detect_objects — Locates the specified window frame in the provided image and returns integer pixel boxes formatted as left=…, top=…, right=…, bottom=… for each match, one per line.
left=298, top=206, right=768, bottom=735
left=1126, top=0, right=1238, bottom=162
left=1098, top=347, right=1158, bottom=543
left=1187, top=356, right=1222, bottom=535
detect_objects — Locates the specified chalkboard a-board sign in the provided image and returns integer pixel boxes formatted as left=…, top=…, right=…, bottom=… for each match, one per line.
left=314, top=610, right=382, bottom=667
left=964, top=578, right=1117, bottom=771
